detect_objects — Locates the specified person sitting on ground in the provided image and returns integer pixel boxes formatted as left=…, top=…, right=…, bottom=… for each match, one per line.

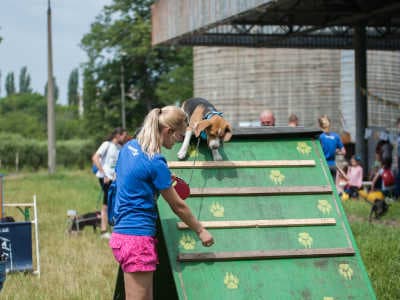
left=371, top=164, right=395, bottom=196
left=288, top=113, right=298, bottom=127
left=376, top=137, right=393, bottom=170
left=259, top=109, right=275, bottom=127
left=340, top=155, right=363, bottom=199
left=318, top=115, right=346, bottom=179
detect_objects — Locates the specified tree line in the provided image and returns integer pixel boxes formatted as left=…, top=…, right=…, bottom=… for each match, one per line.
left=0, top=0, right=193, bottom=170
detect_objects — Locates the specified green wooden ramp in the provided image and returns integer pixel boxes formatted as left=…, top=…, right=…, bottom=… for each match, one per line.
left=156, top=128, right=376, bottom=300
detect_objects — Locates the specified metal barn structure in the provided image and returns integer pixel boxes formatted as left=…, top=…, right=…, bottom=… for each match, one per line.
left=152, top=0, right=400, bottom=167
left=193, top=47, right=400, bottom=136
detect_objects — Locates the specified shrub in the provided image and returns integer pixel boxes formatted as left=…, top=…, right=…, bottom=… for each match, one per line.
left=0, top=133, right=96, bottom=170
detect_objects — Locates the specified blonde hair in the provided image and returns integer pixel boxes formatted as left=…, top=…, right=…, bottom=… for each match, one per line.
left=318, top=115, right=331, bottom=131
left=137, top=106, right=187, bottom=157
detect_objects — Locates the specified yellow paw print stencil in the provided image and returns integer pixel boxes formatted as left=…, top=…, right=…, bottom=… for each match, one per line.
left=298, top=232, right=313, bottom=248
left=188, top=145, right=198, bottom=158
left=210, top=202, right=224, bottom=217
left=338, top=263, right=354, bottom=280
left=179, top=234, right=196, bottom=250
left=297, top=142, right=312, bottom=155
left=323, top=297, right=334, bottom=300
left=224, top=272, right=239, bottom=289
left=317, top=199, right=332, bottom=215
left=269, top=170, right=285, bottom=185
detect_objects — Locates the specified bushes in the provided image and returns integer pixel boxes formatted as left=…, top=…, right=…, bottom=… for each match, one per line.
left=0, top=133, right=96, bottom=170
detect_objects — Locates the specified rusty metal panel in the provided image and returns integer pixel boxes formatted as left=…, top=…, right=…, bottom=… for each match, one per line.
left=152, top=0, right=272, bottom=46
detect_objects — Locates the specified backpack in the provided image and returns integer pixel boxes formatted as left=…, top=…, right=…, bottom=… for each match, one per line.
left=382, top=168, right=395, bottom=187
left=91, top=164, right=99, bottom=174
left=92, top=141, right=111, bottom=175
left=107, top=181, right=117, bottom=226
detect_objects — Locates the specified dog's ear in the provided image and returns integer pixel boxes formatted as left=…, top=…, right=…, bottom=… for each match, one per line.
left=194, top=120, right=211, bottom=137
left=223, top=124, right=233, bottom=142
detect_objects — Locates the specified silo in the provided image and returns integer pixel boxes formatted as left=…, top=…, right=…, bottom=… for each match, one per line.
left=194, top=47, right=400, bottom=136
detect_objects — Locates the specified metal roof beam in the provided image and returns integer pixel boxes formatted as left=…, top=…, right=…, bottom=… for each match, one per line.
left=152, top=0, right=279, bottom=46
left=152, top=0, right=400, bottom=49
left=174, top=33, right=400, bottom=50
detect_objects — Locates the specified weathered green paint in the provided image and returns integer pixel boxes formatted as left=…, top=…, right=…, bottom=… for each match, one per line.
left=156, top=131, right=376, bottom=300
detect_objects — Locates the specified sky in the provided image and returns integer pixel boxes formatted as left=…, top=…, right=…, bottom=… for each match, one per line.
left=0, top=0, right=112, bottom=104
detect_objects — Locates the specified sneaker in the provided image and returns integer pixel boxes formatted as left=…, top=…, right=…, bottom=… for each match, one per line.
left=100, top=232, right=111, bottom=239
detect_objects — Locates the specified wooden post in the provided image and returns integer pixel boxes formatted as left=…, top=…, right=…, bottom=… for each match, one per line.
left=15, top=152, right=19, bottom=172
left=47, top=0, right=56, bottom=174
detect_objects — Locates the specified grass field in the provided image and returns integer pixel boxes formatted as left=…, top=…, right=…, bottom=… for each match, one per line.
left=0, top=170, right=399, bottom=299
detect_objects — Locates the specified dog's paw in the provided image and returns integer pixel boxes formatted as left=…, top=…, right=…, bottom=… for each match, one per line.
left=214, top=156, right=223, bottom=161
left=212, top=149, right=223, bottom=161
left=177, top=151, right=187, bottom=160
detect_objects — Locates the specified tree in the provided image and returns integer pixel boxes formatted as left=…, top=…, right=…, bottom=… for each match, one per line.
left=19, top=66, right=32, bottom=93
left=80, top=0, right=193, bottom=134
left=67, top=68, right=79, bottom=106
left=5, top=72, right=15, bottom=96
left=44, top=76, right=59, bottom=101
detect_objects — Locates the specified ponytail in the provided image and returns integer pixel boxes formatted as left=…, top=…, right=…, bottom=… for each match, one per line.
left=137, top=106, right=187, bottom=157
left=137, top=108, right=162, bottom=157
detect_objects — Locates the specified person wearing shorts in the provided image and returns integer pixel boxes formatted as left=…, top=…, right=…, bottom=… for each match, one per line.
left=109, top=106, right=214, bottom=300
left=92, top=127, right=127, bottom=239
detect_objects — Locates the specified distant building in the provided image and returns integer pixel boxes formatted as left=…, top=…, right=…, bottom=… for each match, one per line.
left=194, top=47, right=400, bottom=138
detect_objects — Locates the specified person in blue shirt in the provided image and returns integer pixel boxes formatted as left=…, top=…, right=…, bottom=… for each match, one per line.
left=109, top=106, right=214, bottom=299
left=318, top=115, right=346, bottom=179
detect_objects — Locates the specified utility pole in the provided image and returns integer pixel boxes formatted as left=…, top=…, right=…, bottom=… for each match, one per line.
left=120, top=54, right=126, bottom=129
left=47, top=0, right=56, bottom=174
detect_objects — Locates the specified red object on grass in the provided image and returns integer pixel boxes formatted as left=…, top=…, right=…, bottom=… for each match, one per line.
left=172, top=175, right=190, bottom=200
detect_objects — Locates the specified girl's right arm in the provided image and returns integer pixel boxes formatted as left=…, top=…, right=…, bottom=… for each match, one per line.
left=161, top=187, right=214, bottom=247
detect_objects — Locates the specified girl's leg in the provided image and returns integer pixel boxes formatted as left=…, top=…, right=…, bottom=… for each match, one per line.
left=124, top=271, right=153, bottom=300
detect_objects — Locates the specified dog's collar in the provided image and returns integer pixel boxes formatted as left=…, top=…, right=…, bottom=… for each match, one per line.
left=204, top=111, right=223, bottom=120
left=200, top=111, right=223, bottom=140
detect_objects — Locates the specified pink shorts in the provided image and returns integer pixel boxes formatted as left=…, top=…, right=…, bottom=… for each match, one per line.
left=109, top=233, right=158, bottom=273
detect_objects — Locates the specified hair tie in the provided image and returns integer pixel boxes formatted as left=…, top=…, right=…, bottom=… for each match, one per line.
left=158, top=108, right=162, bottom=115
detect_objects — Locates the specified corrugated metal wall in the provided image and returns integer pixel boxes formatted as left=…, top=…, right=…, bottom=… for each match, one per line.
left=367, top=50, right=400, bottom=131
left=194, top=47, right=400, bottom=137
left=340, top=50, right=356, bottom=139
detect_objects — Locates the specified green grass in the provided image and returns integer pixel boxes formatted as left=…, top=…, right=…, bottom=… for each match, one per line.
left=0, top=170, right=399, bottom=299
left=342, top=199, right=400, bottom=299
left=1, top=170, right=117, bottom=300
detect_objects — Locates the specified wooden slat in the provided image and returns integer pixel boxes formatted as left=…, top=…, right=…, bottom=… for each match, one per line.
left=177, top=248, right=355, bottom=262
left=177, top=218, right=336, bottom=229
left=4, top=203, right=33, bottom=207
left=168, top=160, right=315, bottom=169
left=188, top=186, right=332, bottom=197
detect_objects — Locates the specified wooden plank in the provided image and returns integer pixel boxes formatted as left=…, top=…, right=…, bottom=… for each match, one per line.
left=188, top=186, right=332, bottom=197
left=177, top=248, right=355, bottom=262
left=168, top=160, right=315, bottom=169
left=177, top=218, right=336, bottom=229
left=4, top=203, right=34, bottom=207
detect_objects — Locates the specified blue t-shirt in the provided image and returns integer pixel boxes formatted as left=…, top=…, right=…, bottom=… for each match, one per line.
left=113, top=139, right=172, bottom=236
left=319, top=132, right=344, bottom=166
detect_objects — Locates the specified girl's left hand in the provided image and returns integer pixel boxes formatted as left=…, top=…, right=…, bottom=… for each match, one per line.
left=198, top=228, right=214, bottom=247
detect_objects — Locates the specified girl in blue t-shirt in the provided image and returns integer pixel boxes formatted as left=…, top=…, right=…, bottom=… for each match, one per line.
left=109, top=106, right=214, bottom=299
left=318, top=115, right=346, bottom=179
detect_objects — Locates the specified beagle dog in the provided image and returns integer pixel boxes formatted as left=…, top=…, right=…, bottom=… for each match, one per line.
left=177, top=98, right=232, bottom=161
